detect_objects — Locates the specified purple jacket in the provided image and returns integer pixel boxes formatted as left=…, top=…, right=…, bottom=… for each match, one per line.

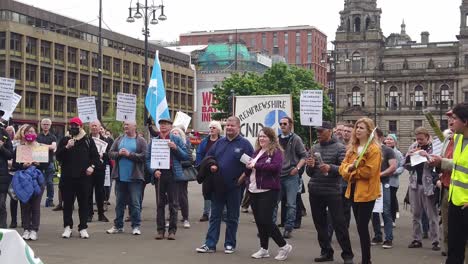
left=245, top=148, right=283, bottom=190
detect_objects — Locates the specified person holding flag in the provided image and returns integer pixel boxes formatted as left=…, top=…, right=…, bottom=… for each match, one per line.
left=339, top=117, right=382, bottom=264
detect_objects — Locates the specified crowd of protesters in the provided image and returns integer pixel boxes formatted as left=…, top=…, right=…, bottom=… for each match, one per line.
left=0, top=103, right=467, bottom=264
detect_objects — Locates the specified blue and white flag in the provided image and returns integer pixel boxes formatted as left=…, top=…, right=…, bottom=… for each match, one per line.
left=145, top=50, right=170, bottom=127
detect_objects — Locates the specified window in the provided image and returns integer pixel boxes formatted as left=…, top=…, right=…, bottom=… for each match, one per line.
left=80, top=50, right=88, bottom=66
left=188, top=94, right=193, bottom=109
left=40, top=40, right=51, bottom=58
left=10, top=33, right=22, bottom=52
left=26, top=37, right=37, bottom=55
left=67, top=97, right=77, bottom=113
left=0, top=32, right=6, bottom=49
left=113, top=59, right=121, bottom=73
left=250, top=38, right=256, bottom=48
left=91, top=53, right=98, bottom=68
left=261, top=33, right=266, bottom=50
left=439, top=84, right=450, bottom=108
left=0, top=60, right=5, bottom=77
left=414, top=120, right=423, bottom=130
left=354, top=16, right=361, bottom=32
left=132, top=84, right=139, bottom=95
left=414, top=85, right=424, bottom=110
left=55, top=44, right=65, bottom=61
left=352, top=87, right=362, bottom=106
left=40, top=94, right=50, bottom=111
left=103, top=56, right=111, bottom=71
left=388, top=120, right=397, bottom=133
left=295, top=32, right=301, bottom=65
left=174, top=92, right=179, bottom=105
left=387, top=86, right=399, bottom=110
left=9, top=61, right=21, bottom=80
left=103, top=101, right=110, bottom=114
left=123, top=82, right=130, bottom=94
left=25, top=64, right=36, bottom=82
left=54, top=95, right=64, bottom=112
left=25, top=91, right=36, bottom=109
left=188, top=77, right=193, bottom=90
left=40, top=67, right=51, bottom=84
left=132, top=63, right=140, bottom=77
left=307, top=32, right=312, bottom=63
left=166, top=72, right=172, bottom=87
left=113, top=81, right=120, bottom=95
left=54, top=70, right=64, bottom=86
left=352, top=52, right=361, bottom=73
left=273, top=32, right=278, bottom=47
left=80, top=75, right=89, bottom=90
left=103, top=79, right=111, bottom=94
left=68, top=47, right=77, bottom=64
left=284, top=33, right=289, bottom=63
left=92, top=77, right=98, bottom=93
left=67, top=72, right=76, bottom=88
left=123, top=61, right=130, bottom=75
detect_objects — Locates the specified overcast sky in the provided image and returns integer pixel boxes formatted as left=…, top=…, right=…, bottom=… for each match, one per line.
left=19, top=0, right=461, bottom=47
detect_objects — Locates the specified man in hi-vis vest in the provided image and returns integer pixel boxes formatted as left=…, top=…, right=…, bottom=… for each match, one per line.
left=446, top=103, right=468, bottom=264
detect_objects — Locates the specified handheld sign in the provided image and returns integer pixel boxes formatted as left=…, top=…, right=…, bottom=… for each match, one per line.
left=150, top=139, right=170, bottom=169
left=0, top=77, right=15, bottom=113
left=77, top=96, right=98, bottom=123
left=2, top=93, right=21, bottom=120
left=300, top=90, right=323, bottom=126
left=173, top=111, right=192, bottom=132
left=116, top=92, right=137, bottom=122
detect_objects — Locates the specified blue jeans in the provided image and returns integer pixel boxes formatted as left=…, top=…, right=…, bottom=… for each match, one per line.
left=372, top=183, right=393, bottom=241
left=273, top=175, right=299, bottom=231
left=205, top=188, right=241, bottom=249
left=44, top=163, right=55, bottom=203
left=114, top=180, right=143, bottom=229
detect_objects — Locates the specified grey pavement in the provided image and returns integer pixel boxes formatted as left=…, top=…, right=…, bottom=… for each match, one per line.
left=7, top=172, right=446, bottom=264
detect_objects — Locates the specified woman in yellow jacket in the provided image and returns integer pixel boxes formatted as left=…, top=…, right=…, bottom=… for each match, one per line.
left=339, top=117, right=382, bottom=264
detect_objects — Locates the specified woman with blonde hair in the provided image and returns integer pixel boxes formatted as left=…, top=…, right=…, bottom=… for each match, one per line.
left=245, top=127, right=292, bottom=260
left=339, top=117, right=382, bottom=264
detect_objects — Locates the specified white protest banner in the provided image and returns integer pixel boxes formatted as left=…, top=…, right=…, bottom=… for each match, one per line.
left=116, top=92, right=137, bottom=122
left=300, top=90, right=323, bottom=126
left=92, top=137, right=108, bottom=156
left=235, top=94, right=293, bottom=145
left=173, top=111, right=192, bottom=132
left=0, top=77, right=15, bottom=113
left=432, top=136, right=443, bottom=156
left=150, top=139, right=170, bottom=169
left=104, top=165, right=111, bottom=187
left=372, top=184, right=384, bottom=213
left=77, top=96, right=98, bottom=123
left=0, top=229, right=44, bottom=264
left=2, top=93, right=21, bottom=120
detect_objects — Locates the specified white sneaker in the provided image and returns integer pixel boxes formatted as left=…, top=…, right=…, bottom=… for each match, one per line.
left=62, top=226, right=72, bottom=238
left=22, top=230, right=31, bottom=240
left=132, top=227, right=141, bottom=235
left=183, top=220, right=190, bottom=229
left=79, top=229, right=89, bottom=239
left=165, top=221, right=169, bottom=228
left=396, top=212, right=400, bottom=219
left=106, top=226, right=124, bottom=234
left=251, top=248, right=270, bottom=259
left=224, top=245, right=235, bottom=254
left=29, top=231, right=37, bottom=241
left=275, top=244, right=292, bottom=261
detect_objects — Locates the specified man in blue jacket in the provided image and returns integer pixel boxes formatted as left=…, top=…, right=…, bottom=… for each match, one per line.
left=147, top=118, right=189, bottom=240
left=196, top=116, right=254, bottom=254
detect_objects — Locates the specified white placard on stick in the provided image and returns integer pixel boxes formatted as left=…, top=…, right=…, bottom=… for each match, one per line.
left=2, top=93, right=21, bottom=120
left=0, top=77, right=16, bottom=113
left=300, top=90, right=323, bottom=126
left=150, top=139, right=170, bottom=169
left=77, top=96, right=98, bottom=123
left=173, top=111, right=192, bottom=131
left=116, top=92, right=137, bottom=122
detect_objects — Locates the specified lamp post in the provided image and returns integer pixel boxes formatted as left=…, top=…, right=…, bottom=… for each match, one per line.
left=370, top=78, right=387, bottom=125
left=126, top=0, right=167, bottom=122
left=321, top=48, right=349, bottom=126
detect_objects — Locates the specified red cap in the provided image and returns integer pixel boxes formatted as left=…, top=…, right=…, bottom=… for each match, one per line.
left=446, top=110, right=453, bottom=117
left=69, top=117, right=83, bottom=126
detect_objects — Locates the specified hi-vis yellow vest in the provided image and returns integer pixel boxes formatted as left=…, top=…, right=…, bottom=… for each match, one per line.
left=448, top=134, right=468, bottom=206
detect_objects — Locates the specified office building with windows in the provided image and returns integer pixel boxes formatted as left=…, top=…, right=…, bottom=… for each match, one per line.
left=179, top=26, right=327, bottom=87
left=0, top=0, right=195, bottom=135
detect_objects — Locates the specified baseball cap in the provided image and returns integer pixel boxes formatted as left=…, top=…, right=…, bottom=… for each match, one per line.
left=69, top=117, right=83, bottom=126
left=316, top=121, right=333, bottom=130
left=158, top=118, right=173, bottom=124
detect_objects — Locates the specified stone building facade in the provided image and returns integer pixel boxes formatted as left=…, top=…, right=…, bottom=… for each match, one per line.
left=333, top=0, right=468, bottom=150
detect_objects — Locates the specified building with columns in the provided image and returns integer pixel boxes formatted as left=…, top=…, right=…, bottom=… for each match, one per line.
left=333, top=0, right=468, bottom=150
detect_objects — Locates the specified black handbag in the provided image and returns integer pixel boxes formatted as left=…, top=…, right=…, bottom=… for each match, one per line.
left=180, top=160, right=197, bottom=181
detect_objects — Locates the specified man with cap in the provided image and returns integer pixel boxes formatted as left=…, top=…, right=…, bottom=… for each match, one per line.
left=305, top=121, right=354, bottom=263
left=56, top=117, right=101, bottom=239
left=106, top=121, right=147, bottom=236
left=146, top=117, right=189, bottom=240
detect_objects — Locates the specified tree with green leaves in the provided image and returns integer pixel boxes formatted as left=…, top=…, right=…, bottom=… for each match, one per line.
left=211, top=62, right=333, bottom=146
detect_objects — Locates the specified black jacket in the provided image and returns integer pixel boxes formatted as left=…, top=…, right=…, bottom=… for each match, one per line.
left=197, top=155, right=225, bottom=198
left=0, top=130, right=13, bottom=193
left=306, top=137, right=346, bottom=196
left=56, top=134, right=101, bottom=181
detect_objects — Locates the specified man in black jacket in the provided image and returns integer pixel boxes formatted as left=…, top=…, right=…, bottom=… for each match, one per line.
left=56, top=117, right=101, bottom=239
left=0, top=122, right=13, bottom=228
left=306, top=121, right=354, bottom=263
